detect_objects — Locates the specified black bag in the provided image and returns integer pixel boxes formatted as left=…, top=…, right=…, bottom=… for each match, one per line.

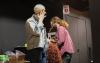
left=58, top=42, right=64, bottom=50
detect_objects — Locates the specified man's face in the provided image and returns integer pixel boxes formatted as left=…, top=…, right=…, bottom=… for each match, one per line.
left=35, top=9, right=46, bottom=22
left=41, top=9, right=46, bottom=16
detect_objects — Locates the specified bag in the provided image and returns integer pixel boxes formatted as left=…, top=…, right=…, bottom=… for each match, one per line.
left=58, top=42, right=64, bottom=50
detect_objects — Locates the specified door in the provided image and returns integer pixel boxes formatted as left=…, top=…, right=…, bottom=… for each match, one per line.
left=63, top=14, right=92, bottom=63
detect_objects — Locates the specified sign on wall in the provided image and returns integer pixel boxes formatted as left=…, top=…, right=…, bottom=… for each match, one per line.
left=63, top=5, right=70, bottom=14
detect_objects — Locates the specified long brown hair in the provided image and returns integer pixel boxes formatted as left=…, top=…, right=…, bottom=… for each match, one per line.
left=50, top=16, right=69, bottom=28
left=61, top=20, right=69, bottom=28
left=50, top=16, right=62, bottom=26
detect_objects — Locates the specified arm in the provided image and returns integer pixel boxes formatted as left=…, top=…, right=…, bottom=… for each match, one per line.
left=57, top=26, right=65, bottom=46
left=25, top=20, right=40, bottom=36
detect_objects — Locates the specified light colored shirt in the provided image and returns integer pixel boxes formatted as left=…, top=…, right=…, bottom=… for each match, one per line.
left=26, top=15, right=48, bottom=49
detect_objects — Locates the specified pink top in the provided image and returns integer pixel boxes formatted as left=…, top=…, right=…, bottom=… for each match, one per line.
left=56, top=25, right=75, bottom=56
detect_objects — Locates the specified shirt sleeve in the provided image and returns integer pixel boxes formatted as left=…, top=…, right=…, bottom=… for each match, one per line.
left=57, top=26, right=65, bottom=45
left=36, top=22, right=44, bottom=34
left=26, top=20, right=40, bottom=36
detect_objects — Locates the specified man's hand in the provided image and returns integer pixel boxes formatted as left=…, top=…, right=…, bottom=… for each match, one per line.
left=38, top=10, right=46, bottom=22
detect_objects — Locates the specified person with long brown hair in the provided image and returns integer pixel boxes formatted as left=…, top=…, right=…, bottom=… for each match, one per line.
left=50, top=16, right=75, bottom=63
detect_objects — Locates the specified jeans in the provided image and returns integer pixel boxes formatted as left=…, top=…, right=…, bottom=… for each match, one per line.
left=26, top=48, right=47, bottom=63
left=62, top=52, right=72, bottom=63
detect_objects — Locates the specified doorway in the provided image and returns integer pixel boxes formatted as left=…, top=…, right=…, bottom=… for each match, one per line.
left=63, top=14, right=93, bottom=63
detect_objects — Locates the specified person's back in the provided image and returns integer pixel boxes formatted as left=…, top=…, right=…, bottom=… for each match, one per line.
left=50, top=17, right=75, bottom=63
left=57, top=20, right=75, bottom=63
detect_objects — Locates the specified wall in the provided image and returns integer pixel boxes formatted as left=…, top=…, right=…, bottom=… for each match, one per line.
left=89, top=0, right=100, bottom=63
left=0, top=0, right=32, bottom=51
left=0, top=18, right=25, bottom=51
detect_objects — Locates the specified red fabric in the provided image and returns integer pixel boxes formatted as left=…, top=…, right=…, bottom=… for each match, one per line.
left=47, top=42, right=62, bottom=63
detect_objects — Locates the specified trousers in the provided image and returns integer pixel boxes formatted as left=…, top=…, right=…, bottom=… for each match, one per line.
left=62, top=52, right=72, bottom=63
left=26, top=48, right=47, bottom=63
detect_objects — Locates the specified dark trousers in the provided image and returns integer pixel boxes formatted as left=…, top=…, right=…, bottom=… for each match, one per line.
left=62, top=52, right=72, bottom=63
left=26, top=48, right=46, bottom=63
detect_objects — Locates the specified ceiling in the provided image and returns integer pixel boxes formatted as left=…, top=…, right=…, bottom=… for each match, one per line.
left=31, top=0, right=89, bottom=11
left=12, top=0, right=89, bottom=11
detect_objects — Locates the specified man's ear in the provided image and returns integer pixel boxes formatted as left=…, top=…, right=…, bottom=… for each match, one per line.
left=38, top=11, right=42, bottom=15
